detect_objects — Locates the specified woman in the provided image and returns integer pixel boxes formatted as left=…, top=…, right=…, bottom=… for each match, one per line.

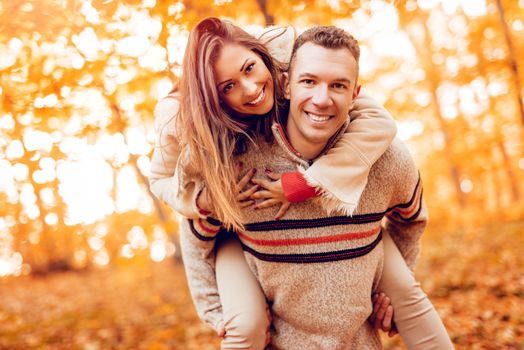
left=150, top=17, right=453, bottom=349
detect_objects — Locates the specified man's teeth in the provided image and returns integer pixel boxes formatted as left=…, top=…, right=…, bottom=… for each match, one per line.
left=247, top=89, right=264, bottom=105
left=307, top=112, right=330, bottom=122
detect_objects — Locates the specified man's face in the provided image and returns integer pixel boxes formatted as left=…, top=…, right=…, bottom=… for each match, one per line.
left=284, top=42, right=359, bottom=154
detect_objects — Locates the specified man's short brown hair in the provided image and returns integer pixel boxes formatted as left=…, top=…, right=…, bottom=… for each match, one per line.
left=289, top=26, right=360, bottom=80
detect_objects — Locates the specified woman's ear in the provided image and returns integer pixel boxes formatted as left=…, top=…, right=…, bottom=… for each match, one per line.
left=282, top=72, right=291, bottom=100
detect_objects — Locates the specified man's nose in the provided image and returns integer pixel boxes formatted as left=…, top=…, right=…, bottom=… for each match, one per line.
left=311, top=85, right=333, bottom=108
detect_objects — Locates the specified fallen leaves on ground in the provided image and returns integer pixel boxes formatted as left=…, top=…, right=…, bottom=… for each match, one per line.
left=1, top=221, right=523, bottom=349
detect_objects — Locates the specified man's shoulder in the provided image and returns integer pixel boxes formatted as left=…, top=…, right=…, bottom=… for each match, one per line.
left=373, top=138, right=419, bottom=182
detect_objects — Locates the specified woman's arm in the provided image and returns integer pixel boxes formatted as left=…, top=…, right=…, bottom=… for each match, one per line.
left=149, top=94, right=207, bottom=219
left=179, top=217, right=225, bottom=330
left=301, top=91, right=397, bottom=214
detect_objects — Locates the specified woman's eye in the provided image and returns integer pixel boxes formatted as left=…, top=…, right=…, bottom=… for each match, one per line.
left=245, top=63, right=255, bottom=73
left=223, top=83, right=234, bottom=94
left=301, top=79, right=314, bottom=85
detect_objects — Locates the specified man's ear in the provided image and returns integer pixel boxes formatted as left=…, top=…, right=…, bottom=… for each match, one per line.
left=282, top=72, right=291, bottom=100
left=353, top=84, right=361, bottom=99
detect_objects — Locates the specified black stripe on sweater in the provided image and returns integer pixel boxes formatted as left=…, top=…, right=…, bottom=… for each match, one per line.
left=208, top=175, right=423, bottom=232
left=386, top=174, right=421, bottom=212
left=245, top=213, right=384, bottom=232
left=240, top=232, right=382, bottom=264
left=388, top=189, right=424, bottom=222
left=188, top=219, right=217, bottom=242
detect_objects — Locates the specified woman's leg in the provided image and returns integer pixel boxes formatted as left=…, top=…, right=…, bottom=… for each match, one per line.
left=215, top=233, right=270, bottom=350
left=379, top=232, right=454, bottom=349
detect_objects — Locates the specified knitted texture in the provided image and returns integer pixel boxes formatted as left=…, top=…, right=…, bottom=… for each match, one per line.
left=183, top=126, right=427, bottom=349
left=281, top=171, right=318, bottom=203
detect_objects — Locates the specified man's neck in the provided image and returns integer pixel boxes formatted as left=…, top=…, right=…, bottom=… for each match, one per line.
left=285, top=124, right=327, bottom=161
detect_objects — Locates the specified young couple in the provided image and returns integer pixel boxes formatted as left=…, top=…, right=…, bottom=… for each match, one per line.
left=150, top=17, right=454, bottom=349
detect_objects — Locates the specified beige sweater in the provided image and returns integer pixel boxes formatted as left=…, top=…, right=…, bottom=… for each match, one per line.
left=183, top=122, right=427, bottom=349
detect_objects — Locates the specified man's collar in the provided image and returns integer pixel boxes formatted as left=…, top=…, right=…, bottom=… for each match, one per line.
left=271, top=118, right=350, bottom=167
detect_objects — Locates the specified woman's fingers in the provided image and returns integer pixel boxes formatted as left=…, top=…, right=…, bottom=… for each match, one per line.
left=372, top=293, right=386, bottom=330
left=236, top=168, right=256, bottom=192
left=237, top=184, right=259, bottom=201
left=275, top=202, right=290, bottom=220
left=375, top=296, right=390, bottom=332
left=382, top=305, right=394, bottom=332
left=251, top=190, right=273, bottom=200
left=264, top=168, right=281, bottom=181
left=239, top=200, right=255, bottom=208
left=251, top=178, right=272, bottom=191
left=254, top=199, right=279, bottom=209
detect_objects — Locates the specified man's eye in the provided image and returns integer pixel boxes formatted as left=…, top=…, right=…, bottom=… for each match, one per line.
left=333, top=83, right=347, bottom=89
left=223, top=83, right=234, bottom=94
left=245, top=63, right=255, bottom=73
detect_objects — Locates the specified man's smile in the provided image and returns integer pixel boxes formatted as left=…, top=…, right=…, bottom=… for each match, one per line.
left=304, top=111, right=333, bottom=124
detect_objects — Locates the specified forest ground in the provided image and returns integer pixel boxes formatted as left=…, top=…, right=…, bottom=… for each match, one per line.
left=1, top=220, right=523, bottom=349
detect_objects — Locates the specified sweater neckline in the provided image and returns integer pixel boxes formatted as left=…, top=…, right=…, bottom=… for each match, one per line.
left=271, top=120, right=350, bottom=167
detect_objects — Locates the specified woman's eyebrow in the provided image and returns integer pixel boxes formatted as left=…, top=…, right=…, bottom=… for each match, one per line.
left=217, top=58, right=252, bottom=87
left=240, top=59, right=249, bottom=72
left=217, top=79, right=232, bottom=88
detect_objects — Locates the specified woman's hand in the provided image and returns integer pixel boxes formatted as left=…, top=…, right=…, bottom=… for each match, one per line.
left=236, top=167, right=258, bottom=208
left=368, top=292, right=398, bottom=337
left=251, top=169, right=291, bottom=220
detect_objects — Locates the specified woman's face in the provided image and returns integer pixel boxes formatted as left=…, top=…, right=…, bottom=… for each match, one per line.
left=214, top=43, right=275, bottom=117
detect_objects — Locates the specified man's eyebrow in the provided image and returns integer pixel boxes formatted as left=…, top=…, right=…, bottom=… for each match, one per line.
left=297, top=73, right=352, bottom=84
left=297, top=73, right=318, bottom=79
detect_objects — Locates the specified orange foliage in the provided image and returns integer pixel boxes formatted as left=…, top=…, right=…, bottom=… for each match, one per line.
left=0, top=0, right=522, bottom=277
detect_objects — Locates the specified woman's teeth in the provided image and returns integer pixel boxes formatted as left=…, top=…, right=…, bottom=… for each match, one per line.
left=247, top=88, right=265, bottom=105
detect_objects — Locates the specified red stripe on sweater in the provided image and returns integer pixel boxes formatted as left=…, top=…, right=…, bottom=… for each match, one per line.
left=237, top=226, right=381, bottom=247
left=392, top=184, right=422, bottom=217
left=196, top=219, right=219, bottom=235
left=275, top=124, right=302, bottom=158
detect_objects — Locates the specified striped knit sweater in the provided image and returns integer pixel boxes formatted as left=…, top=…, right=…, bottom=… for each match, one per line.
left=180, top=122, right=426, bottom=349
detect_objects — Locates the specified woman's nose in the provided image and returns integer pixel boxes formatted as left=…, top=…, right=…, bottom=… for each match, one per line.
left=241, top=78, right=258, bottom=97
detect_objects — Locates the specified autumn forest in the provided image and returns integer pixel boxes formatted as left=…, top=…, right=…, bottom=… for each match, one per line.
left=0, top=0, right=523, bottom=349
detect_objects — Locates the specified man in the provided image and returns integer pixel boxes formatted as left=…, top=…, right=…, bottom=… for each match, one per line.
left=185, top=26, right=426, bottom=349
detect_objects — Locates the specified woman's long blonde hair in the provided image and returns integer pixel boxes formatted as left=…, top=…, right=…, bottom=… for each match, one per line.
left=176, top=17, right=285, bottom=230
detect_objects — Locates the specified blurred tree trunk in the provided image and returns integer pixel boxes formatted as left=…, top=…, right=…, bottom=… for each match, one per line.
left=470, top=21, right=521, bottom=205
left=495, top=0, right=524, bottom=128
left=400, top=11, right=465, bottom=208
left=256, top=0, right=274, bottom=26
left=495, top=139, right=520, bottom=202
left=111, top=104, right=182, bottom=262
